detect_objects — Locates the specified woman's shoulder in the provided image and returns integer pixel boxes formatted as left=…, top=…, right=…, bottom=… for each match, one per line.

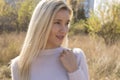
left=72, top=48, right=85, bottom=57
left=72, top=48, right=87, bottom=65
left=72, top=48, right=86, bottom=59
left=10, top=56, right=20, bottom=68
left=10, top=56, right=20, bottom=79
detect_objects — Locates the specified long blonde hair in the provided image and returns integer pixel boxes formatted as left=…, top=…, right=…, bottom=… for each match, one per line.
left=15, top=0, right=72, bottom=80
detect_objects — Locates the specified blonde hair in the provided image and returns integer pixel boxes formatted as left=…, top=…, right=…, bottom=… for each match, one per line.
left=15, top=0, right=72, bottom=80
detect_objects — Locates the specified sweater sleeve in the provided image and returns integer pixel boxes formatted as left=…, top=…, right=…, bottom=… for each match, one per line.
left=10, top=57, right=20, bottom=80
left=68, top=48, right=89, bottom=80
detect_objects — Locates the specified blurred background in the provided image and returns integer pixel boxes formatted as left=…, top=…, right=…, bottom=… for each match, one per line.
left=0, top=0, right=120, bottom=80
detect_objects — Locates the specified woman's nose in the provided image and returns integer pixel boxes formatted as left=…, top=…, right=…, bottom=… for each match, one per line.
left=60, top=25, right=68, bottom=34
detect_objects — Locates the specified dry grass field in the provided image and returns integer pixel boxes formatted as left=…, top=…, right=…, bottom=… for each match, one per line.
left=0, top=32, right=120, bottom=80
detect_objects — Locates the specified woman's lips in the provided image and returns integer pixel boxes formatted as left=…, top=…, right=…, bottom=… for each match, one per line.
left=56, top=35, right=64, bottom=41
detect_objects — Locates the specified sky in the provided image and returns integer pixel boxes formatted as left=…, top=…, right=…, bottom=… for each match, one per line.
left=93, top=0, right=120, bottom=21
left=94, top=0, right=120, bottom=9
left=94, top=0, right=120, bottom=14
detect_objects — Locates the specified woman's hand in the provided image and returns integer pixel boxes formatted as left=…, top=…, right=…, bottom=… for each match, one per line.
left=59, top=49, right=78, bottom=73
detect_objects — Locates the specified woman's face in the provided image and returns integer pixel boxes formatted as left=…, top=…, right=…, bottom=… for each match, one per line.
left=46, top=9, right=71, bottom=49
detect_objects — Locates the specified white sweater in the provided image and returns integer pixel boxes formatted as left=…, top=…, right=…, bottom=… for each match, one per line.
left=11, top=47, right=89, bottom=80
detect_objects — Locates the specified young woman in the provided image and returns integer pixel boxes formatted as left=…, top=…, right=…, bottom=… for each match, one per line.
left=10, top=0, right=89, bottom=80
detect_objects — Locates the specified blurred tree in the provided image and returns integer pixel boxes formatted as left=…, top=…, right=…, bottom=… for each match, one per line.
left=67, top=0, right=86, bottom=22
left=86, top=2, right=120, bottom=45
left=0, top=0, right=17, bottom=33
left=17, top=0, right=37, bottom=32
left=0, top=0, right=38, bottom=33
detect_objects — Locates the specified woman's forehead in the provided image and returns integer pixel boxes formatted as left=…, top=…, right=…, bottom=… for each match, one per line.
left=54, top=9, right=70, bottom=20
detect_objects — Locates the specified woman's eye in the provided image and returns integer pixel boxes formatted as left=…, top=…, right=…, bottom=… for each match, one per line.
left=66, top=22, right=69, bottom=26
left=54, top=22, right=60, bottom=24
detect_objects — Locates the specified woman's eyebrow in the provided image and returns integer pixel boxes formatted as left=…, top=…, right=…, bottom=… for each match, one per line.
left=54, top=19, right=62, bottom=21
left=54, top=19, right=70, bottom=22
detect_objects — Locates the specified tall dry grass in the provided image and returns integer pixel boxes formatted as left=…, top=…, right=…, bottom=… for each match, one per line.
left=0, top=32, right=25, bottom=65
left=69, top=34, right=120, bottom=80
left=0, top=32, right=25, bottom=80
left=0, top=33, right=120, bottom=80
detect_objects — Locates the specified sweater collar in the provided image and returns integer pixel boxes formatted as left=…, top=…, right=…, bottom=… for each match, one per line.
left=39, top=46, right=64, bottom=56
